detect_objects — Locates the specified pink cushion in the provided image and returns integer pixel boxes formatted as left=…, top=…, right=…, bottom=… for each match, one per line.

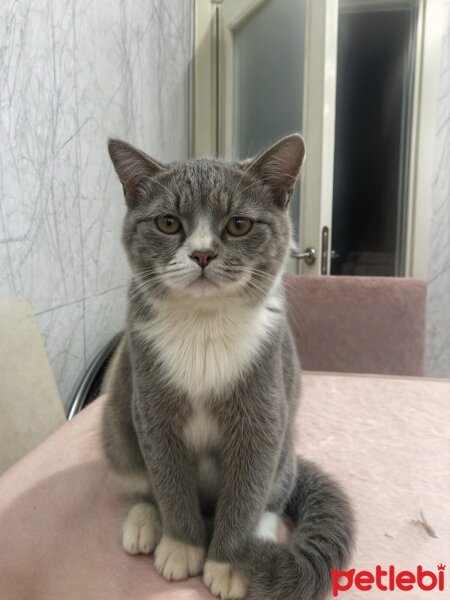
left=0, top=373, right=448, bottom=599
left=285, top=275, right=426, bottom=376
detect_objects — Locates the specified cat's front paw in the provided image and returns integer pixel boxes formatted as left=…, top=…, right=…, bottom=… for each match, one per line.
left=154, top=535, right=205, bottom=581
left=122, top=502, right=162, bottom=554
left=203, top=560, right=248, bottom=599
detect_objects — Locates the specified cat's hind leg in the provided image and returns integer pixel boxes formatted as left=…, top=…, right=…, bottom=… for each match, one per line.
left=111, top=471, right=162, bottom=555
left=122, top=501, right=161, bottom=555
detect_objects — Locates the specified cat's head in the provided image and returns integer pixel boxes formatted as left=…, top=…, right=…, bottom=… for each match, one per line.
left=108, top=135, right=305, bottom=303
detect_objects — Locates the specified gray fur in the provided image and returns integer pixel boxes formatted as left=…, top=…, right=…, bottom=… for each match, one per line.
left=102, top=135, right=354, bottom=599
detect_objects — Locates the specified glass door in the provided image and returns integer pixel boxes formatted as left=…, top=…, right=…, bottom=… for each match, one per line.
left=231, top=0, right=307, bottom=267
left=194, top=0, right=338, bottom=274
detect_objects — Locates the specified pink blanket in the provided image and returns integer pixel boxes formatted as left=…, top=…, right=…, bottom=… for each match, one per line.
left=0, top=372, right=448, bottom=599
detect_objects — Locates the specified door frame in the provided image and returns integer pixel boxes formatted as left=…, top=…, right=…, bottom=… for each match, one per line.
left=404, top=0, right=446, bottom=278
left=192, top=0, right=445, bottom=278
left=299, top=0, right=338, bottom=275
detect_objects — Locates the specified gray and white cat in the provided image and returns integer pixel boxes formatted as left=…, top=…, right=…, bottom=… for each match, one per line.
left=102, top=135, right=354, bottom=600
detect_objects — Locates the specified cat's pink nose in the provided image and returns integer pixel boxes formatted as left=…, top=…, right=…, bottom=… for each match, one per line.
left=190, top=251, right=216, bottom=269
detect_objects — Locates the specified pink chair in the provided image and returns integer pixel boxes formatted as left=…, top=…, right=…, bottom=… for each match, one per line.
left=285, top=275, right=426, bottom=376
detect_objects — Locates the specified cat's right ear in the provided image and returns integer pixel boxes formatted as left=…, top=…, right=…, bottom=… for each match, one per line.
left=107, top=139, right=166, bottom=205
left=243, top=134, right=305, bottom=207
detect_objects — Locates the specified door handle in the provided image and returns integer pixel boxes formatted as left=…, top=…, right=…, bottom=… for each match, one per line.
left=291, top=247, right=316, bottom=265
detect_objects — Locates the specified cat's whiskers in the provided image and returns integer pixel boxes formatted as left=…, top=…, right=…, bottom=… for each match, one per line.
left=242, top=267, right=278, bottom=286
left=130, top=274, right=184, bottom=323
left=130, top=267, right=187, bottom=302
left=242, top=268, right=311, bottom=345
left=245, top=279, right=270, bottom=301
left=134, top=265, right=185, bottom=277
left=130, top=273, right=167, bottom=299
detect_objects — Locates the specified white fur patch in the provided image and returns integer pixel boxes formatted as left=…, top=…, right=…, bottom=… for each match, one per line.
left=183, top=408, right=219, bottom=452
left=154, top=536, right=205, bottom=581
left=255, top=511, right=279, bottom=541
left=204, top=560, right=248, bottom=599
left=122, top=502, right=161, bottom=554
left=187, top=219, right=213, bottom=252
left=183, top=408, right=220, bottom=500
left=196, top=454, right=220, bottom=499
left=136, top=295, right=280, bottom=400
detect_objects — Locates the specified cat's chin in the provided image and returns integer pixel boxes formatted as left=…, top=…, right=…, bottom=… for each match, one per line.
left=184, top=277, right=221, bottom=298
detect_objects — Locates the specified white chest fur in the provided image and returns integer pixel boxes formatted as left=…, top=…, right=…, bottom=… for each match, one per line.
left=136, top=296, right=279, bottom=400
left=183, top=407, right=221, bottom=499
left=183, top=407, right=219, bottom=452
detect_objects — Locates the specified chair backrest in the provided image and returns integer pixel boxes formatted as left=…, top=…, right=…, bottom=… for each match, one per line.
left=284, top=275, right=426, bottom=376
left=0, top=298, right=65, bottom=474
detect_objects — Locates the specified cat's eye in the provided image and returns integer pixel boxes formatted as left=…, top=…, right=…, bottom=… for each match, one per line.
left=156, top=215, right=181, bottom=235
left=226, top=217, right=253, bottom=237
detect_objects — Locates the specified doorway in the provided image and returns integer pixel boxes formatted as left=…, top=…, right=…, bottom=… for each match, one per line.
left=193, top=0, right=444, bottom=277
left=332, top=1, right=418, bottom=276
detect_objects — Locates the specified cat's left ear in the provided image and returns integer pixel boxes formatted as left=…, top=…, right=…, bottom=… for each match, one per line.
left=246, top=134, right=305, bottom=207
left=108, top=138, right=166, bottom=205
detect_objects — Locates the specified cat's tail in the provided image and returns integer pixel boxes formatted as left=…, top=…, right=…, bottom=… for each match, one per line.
left=235, top=456, right=355, bottom=600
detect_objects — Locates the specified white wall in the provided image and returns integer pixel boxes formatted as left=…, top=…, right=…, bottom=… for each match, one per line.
left=0, top=0, right=193, bottom=408
left=427, top=0, right=450, bottom=379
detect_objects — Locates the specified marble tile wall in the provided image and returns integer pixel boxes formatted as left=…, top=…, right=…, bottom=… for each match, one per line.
left=0, top=0, right=193, bottom=409
left=426, top=0, right=450, bottom=379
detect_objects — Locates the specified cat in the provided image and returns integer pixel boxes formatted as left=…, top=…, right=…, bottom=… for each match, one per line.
left=101, top=134, right=354, bottom=600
